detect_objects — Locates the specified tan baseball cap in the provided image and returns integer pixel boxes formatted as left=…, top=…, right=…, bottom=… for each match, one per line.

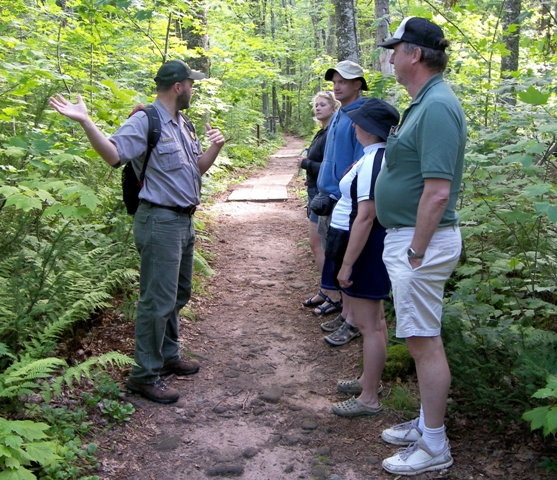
left=324, top=60, right=368, bottom=91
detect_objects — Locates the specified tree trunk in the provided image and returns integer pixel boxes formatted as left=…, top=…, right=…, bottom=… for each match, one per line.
left=179, top=0, right=210, bottom=75
left=501, top=0, right=521, bottom=75
left=333, top=0, right=359, bottom=62
left=500, top=0, right=521, bottom=105
left=373, top=0, right=391, bottom=74
left=309, top=0, right=324, bottom=54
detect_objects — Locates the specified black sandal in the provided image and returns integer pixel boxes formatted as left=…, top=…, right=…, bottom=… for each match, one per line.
left=302, top=290, right=327, bottom=308
left=312, top=298, right=342, bottom=316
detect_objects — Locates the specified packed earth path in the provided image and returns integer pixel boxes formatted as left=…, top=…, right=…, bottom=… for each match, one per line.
left=91, top=135, right=554, bottom=480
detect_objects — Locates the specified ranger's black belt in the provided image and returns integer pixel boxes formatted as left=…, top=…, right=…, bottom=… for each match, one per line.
left=140, top=200, right=196, bottom=216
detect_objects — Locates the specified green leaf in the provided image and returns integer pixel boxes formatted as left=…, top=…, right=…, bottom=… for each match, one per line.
left=536, top=203, right=557, bottom=223
left=546, top=375, right=557, bottom=390
left=0, top=444, right=14, bottom=457
left=517, top=86, right=550, bottom=105
left=2, top=107, right=20, bottom=116
left=547, top=407, right=557, bottom=435
left=59, top=205, right=80, bottom=219
left=501, top=153, right=533, bottom=166
left=523, top=184, right=552, bottom=198
left=3, top=457, right=21, bottom=469
left=0, top=419, right=49, bottom=441
left=0, top=466, right=37, bottom=480
left=3, top=435, right=23, bottom=449
left=533, top=388, right=554, bottom=399
left=0, top=186, right=19, bottom=197
left=79, top=191, right=100, bottom=211
left=22, top=442, right=59, bottom=466
left=547, top=206, right=557, bottom=223
left=539, top=124, right=557, bottom=134
left=2, top=146, right=26, bottom=158
left=522, top=406, right=549, bottom=430
left=30, top=140, right=52, bottom=154
left=4, top=194, right=42, bottom=212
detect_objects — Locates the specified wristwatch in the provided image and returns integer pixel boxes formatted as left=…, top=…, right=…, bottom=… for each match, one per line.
left=407, top=247, right=425, bottom=259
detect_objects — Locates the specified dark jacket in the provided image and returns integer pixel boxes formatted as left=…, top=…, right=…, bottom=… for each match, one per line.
left=300, top=126, right=328, bottom=189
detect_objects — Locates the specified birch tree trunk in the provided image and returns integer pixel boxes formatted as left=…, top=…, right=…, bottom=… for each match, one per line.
left=500, top=0, right=521, bottom=105
left=373, top=0, right=392, bottom=74
left=334, top=0, right=359, bottom=62
left=501, top=0, right=521, bottom=75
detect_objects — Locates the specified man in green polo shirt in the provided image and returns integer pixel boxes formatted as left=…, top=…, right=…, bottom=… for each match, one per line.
left=375, top=17, right=466, bottom=475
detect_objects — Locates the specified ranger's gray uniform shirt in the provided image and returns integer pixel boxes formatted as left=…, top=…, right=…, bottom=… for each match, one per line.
left=109, top=98, right=202, bottom=207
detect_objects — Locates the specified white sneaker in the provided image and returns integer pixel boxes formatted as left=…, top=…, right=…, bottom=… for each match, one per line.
left=382, top=438, right=453, bottom=476
left=381, top=418, right=422, bottom=446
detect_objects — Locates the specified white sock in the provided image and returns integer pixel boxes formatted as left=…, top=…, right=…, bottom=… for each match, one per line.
left=421, top=425, right=446, bottom=454
left=418, top=405, right=425, bottom=431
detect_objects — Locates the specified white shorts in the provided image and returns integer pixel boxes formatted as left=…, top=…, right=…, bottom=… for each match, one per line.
left=382, top=226, right=461, bottom=338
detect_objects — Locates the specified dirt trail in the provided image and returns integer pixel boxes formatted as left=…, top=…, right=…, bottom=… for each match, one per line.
left=95, top=135, right=553, bottom=480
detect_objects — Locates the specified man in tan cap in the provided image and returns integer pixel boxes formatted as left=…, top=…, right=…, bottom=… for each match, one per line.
left=50, top=60, right=225, bottom=404
left=306, top=60, right=369, bottom=347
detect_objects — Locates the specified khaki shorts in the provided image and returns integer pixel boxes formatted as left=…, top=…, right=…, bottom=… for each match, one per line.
left=382, top=226, right=461, bottom=338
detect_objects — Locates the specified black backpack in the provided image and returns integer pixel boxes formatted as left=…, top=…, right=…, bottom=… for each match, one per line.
left=121, top=105, right=161, bottom=215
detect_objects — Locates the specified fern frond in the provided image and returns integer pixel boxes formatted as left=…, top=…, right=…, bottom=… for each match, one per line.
left=2, top=357, right=67, bottom=385
left=0, top=342, right=15, bottom=359
left=63, top=352, right=134, bottom=388
left=193, top=250, right=214, bottom=277
left=97, top=351, right=135, bottom=368
left=50, top=376, right=64, bottom=398
left=41, top=384, right=53, bottom=404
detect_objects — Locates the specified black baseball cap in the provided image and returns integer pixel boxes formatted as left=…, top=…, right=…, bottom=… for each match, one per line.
left=347, top=98, right=400, bottom=141
left=378, top=17, right=447, bottom=51
left=154, top=60, right=205, bottom=86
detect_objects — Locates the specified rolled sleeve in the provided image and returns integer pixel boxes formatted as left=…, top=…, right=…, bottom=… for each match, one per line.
left=109, top=113, right=149, bottom=168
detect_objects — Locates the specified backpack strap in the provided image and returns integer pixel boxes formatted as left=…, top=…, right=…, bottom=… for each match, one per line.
left=370, top=147, right=385, bottom=193
left=179, top=111, right=196, bottom=140
left=133, top=105, right=161, bottom=182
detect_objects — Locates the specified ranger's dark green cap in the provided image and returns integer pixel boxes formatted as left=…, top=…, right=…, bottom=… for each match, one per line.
left=154, top=60, right=205, bottom=86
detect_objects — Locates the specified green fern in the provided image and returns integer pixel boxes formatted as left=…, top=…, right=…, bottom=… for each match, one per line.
left=0, top=353, right=134, bottom=405
left=193, top=250, right=214, bottom=277
left=0, top=357, right=67, bottom=400
left=0, top=342, right=15, bottom=360
left=63, top=352, right=134, bottom=389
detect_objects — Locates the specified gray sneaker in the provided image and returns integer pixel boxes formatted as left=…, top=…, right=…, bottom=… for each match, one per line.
left=320, top=314, right=345, bottom=332
left=324, top=321, right=361, bottom=346
left=382, top=438, right=453, bottom=475
left=381, top=418, right=423, bottom=446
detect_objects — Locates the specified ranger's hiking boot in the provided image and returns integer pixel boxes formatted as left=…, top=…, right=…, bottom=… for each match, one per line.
left=126, top=379, right=179, bottom=404
left=160, top=358, right=200, bottom=376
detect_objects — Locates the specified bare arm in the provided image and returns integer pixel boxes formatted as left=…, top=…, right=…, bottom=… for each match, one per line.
left=198, top=123, right=225, bottom=175
left=409, top=178, right=451, bottom=268
left=337, top=199, right=376, bottom=288
left=49, top=94, right=120, bottom=166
